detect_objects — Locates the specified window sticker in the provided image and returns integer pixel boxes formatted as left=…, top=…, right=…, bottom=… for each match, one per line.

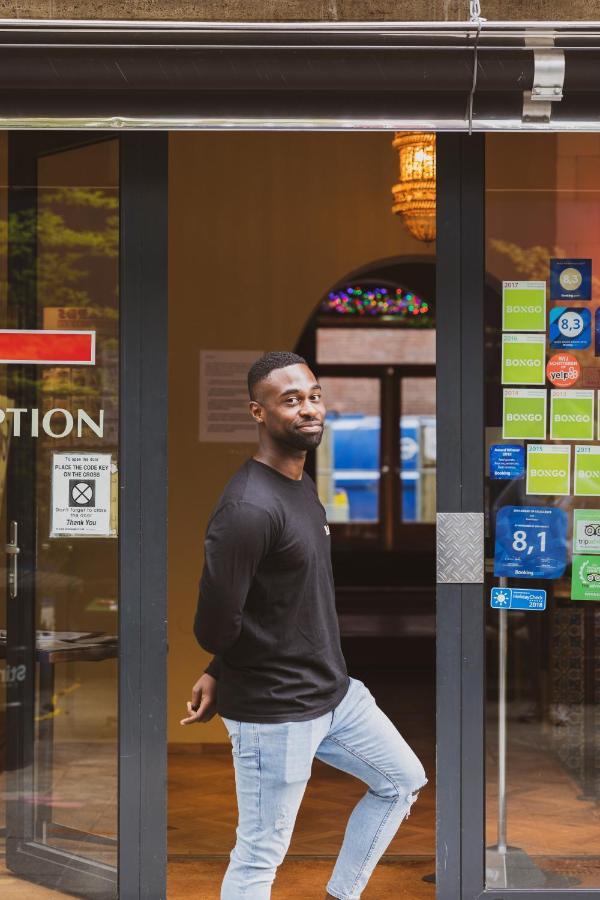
left=573, top=509, right=600, bottom=555
left=574, top=445, right=600, bottom=496
left=490, top=586, right=546, bottom=611
left=489, top=444, right=525, bottom=480
left=501, top=334, right=546, bottom=385
left=502, top=389, right=547, bottom=440
left=526, top=444, right=571, bottom=496
left=550, top=258, right=592, bottom=300
left=549, top=389, right=594, bottom=441
left=501, top=281, right=546, bottom=332
left=546, top=352, right=580, bottom=388
left=51, top=452, right=115, bottom=538
left=571, top=555, right=600, bottom=601
left=494, top=505, right=568, bottom=579
left=549, top=307, right=591, bottom=350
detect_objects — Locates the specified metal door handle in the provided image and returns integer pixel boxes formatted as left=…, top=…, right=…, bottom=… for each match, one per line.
left=6, top=520, right=19, bottom=599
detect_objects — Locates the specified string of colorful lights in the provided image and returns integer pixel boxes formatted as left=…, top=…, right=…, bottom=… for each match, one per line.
left=321, top=285, right=430, bottom=318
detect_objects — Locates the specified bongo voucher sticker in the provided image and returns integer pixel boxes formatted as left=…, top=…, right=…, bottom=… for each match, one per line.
left=546, top=353, right=580, bottom=387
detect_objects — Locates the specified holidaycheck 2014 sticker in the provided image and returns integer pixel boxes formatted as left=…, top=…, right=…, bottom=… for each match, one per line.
left=526, top=444, right=571, bottom=496
left=502, top=281, right=546, bottom=332
left=503, top=389, right=547, bottom=440
left=574, top=445, right=600, bottom=496
left=502, top=334, right=546, bottom=385
left=550, top=389, right=594, bottom=440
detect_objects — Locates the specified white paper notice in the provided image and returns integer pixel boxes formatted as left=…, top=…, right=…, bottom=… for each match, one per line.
left=199, top=350, right=262, bottom=442
left=51, top=452, right=114, bottom=537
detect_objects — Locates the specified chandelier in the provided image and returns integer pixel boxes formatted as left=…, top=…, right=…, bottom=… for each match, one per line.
left=391, top=132, right=436, bottom=243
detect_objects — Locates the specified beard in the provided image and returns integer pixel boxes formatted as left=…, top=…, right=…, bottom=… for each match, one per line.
left=280, top=426, right=324, bottom=451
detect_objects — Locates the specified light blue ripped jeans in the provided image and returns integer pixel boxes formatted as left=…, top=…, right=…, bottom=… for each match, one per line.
left=221, top=676, right=427, bottom=900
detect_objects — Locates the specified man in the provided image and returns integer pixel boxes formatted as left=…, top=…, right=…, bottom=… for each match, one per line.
left=181, top=351, right=426, bottom=900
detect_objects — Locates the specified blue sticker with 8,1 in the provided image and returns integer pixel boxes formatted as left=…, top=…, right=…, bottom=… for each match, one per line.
left=549, top=306, right=591, bottom=349
left=494, top=505, right=568, bottom=579
left=550, top=258, right=592, bottom=300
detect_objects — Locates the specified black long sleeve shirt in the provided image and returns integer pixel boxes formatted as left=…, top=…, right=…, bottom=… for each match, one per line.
left=194, top=458, right=349, bottom=722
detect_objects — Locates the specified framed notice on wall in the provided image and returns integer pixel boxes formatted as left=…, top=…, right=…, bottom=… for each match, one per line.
left=199, top=350, right=263, bottom=442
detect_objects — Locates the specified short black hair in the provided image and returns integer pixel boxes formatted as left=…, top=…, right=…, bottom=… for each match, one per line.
left=247, top=351, right=307, bottom=400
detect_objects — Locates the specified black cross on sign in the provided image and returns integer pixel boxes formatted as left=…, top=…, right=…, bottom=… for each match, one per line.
left=69, top=479, right=96, bottom=507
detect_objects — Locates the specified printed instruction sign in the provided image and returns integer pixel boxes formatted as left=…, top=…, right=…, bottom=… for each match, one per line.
left=550, top=258, right=592, bottom=300
left=503, top=389, right=547, bottom=440
left=51, top=452, right=114, bottom=537
left=574, top=445, right=600, bottom=496
left=501, top=281, right=546, bottom=332
left=571, top=555, right=600, bottom=601
left=526, top=444, right=571, bottom=496
left=489, top=444, right=525, bottom=480
left=490, top=586, right=547, bottom=611
left=550, top=389, right=594, bottom=441
left=199, top=350, right=262, bottom=442
left=549, top=307, right=591, bottom=350
left=573, top=509, right=600, bottom=555
left=494, top=505, right=568, bottom=579
left=501, top=334, right=546, bottom=385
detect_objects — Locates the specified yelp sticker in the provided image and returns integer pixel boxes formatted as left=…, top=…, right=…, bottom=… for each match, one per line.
left=546, top=352, right=580, bottom=387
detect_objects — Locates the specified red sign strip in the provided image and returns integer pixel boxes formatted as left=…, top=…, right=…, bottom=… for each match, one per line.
left=0, top=330, right=95, bottom=365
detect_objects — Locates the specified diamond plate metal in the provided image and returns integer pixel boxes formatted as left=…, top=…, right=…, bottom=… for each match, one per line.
left=436, top=512, right=484, bottom=584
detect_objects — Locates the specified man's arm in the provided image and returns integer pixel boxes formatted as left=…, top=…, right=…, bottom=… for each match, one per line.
left=193, top=500, right=272, bottom=655
left=204, top=655, right=221, bottom=679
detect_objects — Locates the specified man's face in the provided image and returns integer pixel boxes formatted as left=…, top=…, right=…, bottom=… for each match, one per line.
left=250, top=363, right=325, bottom=451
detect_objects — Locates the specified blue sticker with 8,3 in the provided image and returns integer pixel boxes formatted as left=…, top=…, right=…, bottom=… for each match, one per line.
left=549, top=306, right=591, bottom=349
left=490, top=444, right=525, bottom=480
left=550, top=258, right=592, bottom=300
left=494, top=505, right=568, bottom=579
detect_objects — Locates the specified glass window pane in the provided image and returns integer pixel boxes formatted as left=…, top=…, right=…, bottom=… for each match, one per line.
left=317, top=327, right=435, bottom=365
left=317, top=377, right=380, bottom=523
left=400, top=378, right=436, bottom=524
left=0, top=139, right=119, bottom=895
left=485, top=134, right=600, bottom=889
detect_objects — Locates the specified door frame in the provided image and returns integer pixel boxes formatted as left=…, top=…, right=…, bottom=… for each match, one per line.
left=3, top=132, right=168, bottom=899
left=435, top=133, right=486, bottom=900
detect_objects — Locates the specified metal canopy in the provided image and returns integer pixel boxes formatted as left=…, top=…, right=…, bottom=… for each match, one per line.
left=0, top=19, right=599, bottom=130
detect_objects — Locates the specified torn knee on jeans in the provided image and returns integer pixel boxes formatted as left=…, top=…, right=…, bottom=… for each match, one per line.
left=275, top=804, right=291, bottom=832
left=404, top=779, right=427, bottom=818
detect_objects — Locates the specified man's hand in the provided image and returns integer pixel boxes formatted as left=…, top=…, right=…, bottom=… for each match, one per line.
left=180, top=672, right=217, bottom=725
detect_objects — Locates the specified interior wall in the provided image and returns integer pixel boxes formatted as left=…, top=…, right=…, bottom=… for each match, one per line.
left=167, top=131, right=433, bottom=743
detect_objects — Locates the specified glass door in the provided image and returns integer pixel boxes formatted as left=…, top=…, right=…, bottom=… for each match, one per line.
left=2, top=134, right=119, bottom=898
left=484, top=134, right=600, bottom=895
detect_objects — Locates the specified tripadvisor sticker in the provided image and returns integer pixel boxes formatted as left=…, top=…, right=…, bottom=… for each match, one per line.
left=573, top=509, right=600, bottom=555
left=550, top=389, right=594, bottom=440
left=502, top=334, right=546, bottom=385
left=502, top=281, right=546, bottom=332
left=571, top=555, right=600, bottom=601
left=546, top=353, right=580, bottom=388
